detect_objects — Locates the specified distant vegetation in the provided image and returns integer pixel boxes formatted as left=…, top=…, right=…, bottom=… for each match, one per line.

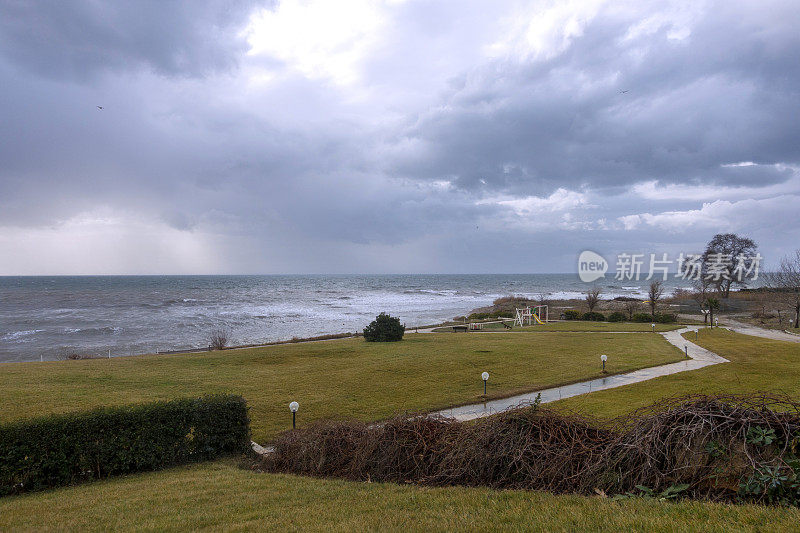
left=564, top=310, right=676, bottom=323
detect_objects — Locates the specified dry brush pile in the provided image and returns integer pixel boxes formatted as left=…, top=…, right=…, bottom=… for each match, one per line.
left=261, top=394, right=800, bottom=505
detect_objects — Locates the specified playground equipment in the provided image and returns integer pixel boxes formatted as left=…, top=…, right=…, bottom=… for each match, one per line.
left=514, top=305, right=549, bottom=326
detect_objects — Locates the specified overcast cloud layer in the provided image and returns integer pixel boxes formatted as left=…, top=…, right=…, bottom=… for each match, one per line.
left=1, top=0, right=798, bottom=274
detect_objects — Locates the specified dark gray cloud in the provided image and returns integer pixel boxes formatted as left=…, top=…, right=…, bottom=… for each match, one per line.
left=0, top=0, right=799, bottom=274
left=389, top=1, right=800, bottom=196
left=0, top=0, right=268, bottom=80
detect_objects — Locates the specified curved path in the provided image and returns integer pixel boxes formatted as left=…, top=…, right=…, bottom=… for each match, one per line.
left=432, top=326, right=727, bottom=421
left=722, top=318, right=800, bottom=343
left=252, top=326, right=729, bottom=453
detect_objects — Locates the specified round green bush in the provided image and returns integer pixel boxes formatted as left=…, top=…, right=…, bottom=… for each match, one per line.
left=655, top=313, right=678, bottom=323
left=582, top=311, right=606, bottom=321
left=363, top=312, right=405, bottom=342
left=608, top=311, right=627, bottom=322
left=563, top=310, right=582, bottom=320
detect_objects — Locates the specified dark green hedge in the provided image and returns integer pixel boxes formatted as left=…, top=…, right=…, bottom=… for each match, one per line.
left=608, top=312, right=627, bottom=322
left=581, top=311, right=606, bottom=322
left=0, top=394, right=250, bottom=496
left=468, top=311, right=515, bottom=320
left=632, top=312, right=678, bottom=323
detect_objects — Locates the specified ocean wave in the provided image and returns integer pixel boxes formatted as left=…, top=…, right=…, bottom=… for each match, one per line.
left=62, top=326, right=123, bottom=335
left=1, top=329, right=45, bottom=341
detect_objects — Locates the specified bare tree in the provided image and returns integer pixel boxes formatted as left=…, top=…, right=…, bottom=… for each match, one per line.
left=585, top=287, right=601, bottom=312
left=209, top=326, right=231, bottom=350
left=702, top=233, right=758, bottom=297
left=766, top=249, right=800, bottom=329
left=648, top=281, right=664, bottom=318
left=623, top=299, right=640, bottom=320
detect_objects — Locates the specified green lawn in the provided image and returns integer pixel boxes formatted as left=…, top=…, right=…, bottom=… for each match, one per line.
left=0, top=332, right=684, bottom=442
left=432, top=321, right=682, bottom=332
left=552, top=328, right=800, bottom=419
left=0, top=461, right=796, bottom=532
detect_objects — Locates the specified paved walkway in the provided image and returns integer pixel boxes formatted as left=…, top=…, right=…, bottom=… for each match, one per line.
left=252, top=326, right=731, bottom=453
left=432, top=326, right=728, bottom=422
left=251, top=321, right=800, bottom=455
left=723, top=318, right=800, bottom=343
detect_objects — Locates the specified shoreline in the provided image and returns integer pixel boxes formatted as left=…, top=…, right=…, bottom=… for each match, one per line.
left=0, top=283, right=765, bottom=364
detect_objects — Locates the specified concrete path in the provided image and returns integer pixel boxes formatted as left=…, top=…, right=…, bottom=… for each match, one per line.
left=433, top=326, right=728, bottom=422
left=723, top=318, right=800, bottom=343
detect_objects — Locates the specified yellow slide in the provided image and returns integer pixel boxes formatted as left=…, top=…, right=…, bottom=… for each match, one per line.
left=533, top=313, right=545, bottom=325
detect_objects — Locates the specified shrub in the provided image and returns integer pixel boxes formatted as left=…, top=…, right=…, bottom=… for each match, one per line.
left=581, top=311, right=606, bottom=322
left=632, top=313, right=653, bottom=323
left=563, top=310, right=582, bottom=320
left=363, top=312, right=404, bottom=342
left=655, top=313, right=678, bottom=323
left=262, top=394, right=800, bottom=506
left=209, top=326, right=231, bottom=350
left=0, top=394, right=250, bottom=496
left=608, top=311, right=627, bottom=322
left=491, top=310, right=514, bottom=319
left=468, top=312, right=491, bottom=320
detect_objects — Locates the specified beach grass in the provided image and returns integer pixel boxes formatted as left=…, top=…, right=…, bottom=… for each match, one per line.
left=551, top=328, right=800, bottom=418
left=1, top=460, right=797, bottom=532
left=0, top=331, right=684, bottom=442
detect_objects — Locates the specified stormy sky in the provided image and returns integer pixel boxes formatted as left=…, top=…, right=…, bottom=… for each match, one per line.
left=1, top=0, right=798, bottom=275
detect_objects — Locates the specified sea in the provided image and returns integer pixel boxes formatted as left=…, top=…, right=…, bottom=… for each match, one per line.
left=0, top=274, right=702, bottom=363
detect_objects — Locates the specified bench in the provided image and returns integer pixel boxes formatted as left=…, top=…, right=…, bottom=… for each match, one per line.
left=452, top=325, right=468, bottom=332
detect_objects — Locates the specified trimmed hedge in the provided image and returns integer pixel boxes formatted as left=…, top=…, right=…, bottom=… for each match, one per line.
left=563, top=310, right=581, bottom=320
left=608, top=311, right=627, bottom=322
left=0, top=394, right=250, bottom=496
left=467, top=311, right=515, bottom=320
left=631, top=312, right=678, bottom=323
left=632, top=313, right=653, bottom=323
left=655, top=313, right=678, bottom=323
left=581, top=311, right=606, bottom=322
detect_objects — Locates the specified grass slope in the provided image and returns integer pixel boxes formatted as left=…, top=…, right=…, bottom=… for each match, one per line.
left=433, top=322, right=682, bottom=332
left=1, top=461, right=797, bottom=532
left=552, top=328, right=800, bottom=418
left=0, top=332, right=683, bottom=442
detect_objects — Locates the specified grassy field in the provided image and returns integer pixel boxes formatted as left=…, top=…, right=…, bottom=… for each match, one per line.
left=1, top=460, right=797, bottom=532
left=552, top=328, right=800, bottom=418
left=4, top=328, right=800, bottom=530
left=0, top=331, right=684, bottom=442
left=432, top=321, right=683, bottom=333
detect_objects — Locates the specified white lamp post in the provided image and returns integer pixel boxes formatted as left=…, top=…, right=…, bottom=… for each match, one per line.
left=481, top=371, right=489, bottom=395
left=651, top=323, right=655, bottom=333
left=600, top=354, right=607, bottom=372
left=289, top=401, right=299, bottom=429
